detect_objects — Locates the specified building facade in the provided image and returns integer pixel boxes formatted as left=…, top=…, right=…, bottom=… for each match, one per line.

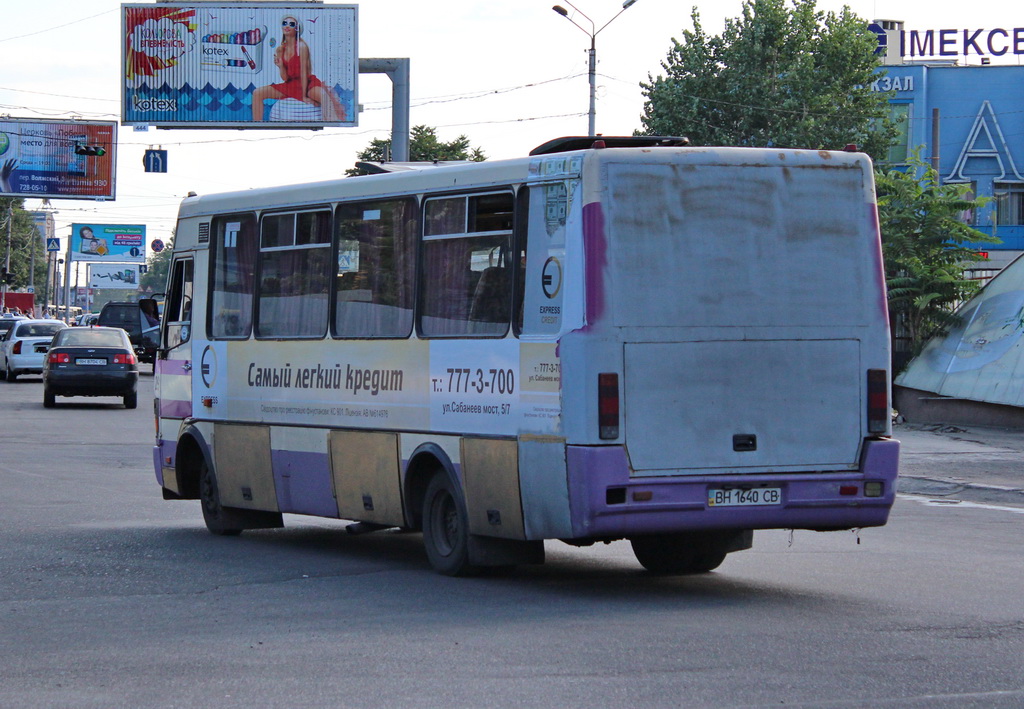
left=873, top=21, right=1024, bottom=273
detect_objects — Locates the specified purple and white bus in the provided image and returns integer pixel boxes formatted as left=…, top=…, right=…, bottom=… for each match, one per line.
left=151, top=137, right=898, bottom=576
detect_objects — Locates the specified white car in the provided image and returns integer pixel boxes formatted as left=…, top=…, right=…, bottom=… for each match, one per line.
left=0, top=319, right=68, bottom=381
left=0, top=314, right=28, bottom=340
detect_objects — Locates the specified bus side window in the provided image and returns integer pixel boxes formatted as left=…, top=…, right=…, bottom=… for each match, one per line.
left=211, top=214, right=257, bottom=339
left=333, top=198, right=417, bottom=338
left=164, top=258, right=194, bottom=349
left=420, top=192, right=513, bottom=337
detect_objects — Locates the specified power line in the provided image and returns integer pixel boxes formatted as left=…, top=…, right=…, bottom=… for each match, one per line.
left=0, top=9, right=116, bottom=43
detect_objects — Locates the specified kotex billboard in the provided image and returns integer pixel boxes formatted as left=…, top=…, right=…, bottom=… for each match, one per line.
left=90, top=263, right=142, bottom=290
left=122, top=4, right=358, bottom=128
left=0, top=119, right=117, bottom=200
left=71, top=224, right=146, bottom=263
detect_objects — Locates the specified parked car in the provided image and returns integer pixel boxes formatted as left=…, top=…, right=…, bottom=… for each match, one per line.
left=97, top=301, right=159, bottom=364
left=42, top=326, right=139, bottom=408
left=0, top=319, right=67, bottom=381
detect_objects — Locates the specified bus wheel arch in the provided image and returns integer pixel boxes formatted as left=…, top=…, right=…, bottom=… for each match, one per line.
left=174, top=428, right=210, bottom=500
left=403, top=444, right=458, bottom=532
left=403, top=444, right=481, bottom=576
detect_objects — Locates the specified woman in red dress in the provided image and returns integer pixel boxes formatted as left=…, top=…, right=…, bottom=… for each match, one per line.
left=251, top=15, right=346, bottom=122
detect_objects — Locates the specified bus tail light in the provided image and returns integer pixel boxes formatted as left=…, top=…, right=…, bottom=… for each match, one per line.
left=598, top=373, right=619, bottom=440
left=867, top=369, right=888, bottom=434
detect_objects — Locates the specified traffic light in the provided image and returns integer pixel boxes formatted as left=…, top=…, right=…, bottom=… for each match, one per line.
left=74, top=143, right=106, bottom=157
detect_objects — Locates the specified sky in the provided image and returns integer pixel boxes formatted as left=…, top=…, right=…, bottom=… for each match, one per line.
left=1, top=0, right=1020, bottom=262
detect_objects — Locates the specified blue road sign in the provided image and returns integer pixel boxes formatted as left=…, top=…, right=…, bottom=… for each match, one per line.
left=143, top=149, right=168, bottom=173
left=46, top=238, right=60, bottom=252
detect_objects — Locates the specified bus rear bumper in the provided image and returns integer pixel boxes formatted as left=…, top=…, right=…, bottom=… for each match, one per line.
left=565, top=439, right=900, bottom=539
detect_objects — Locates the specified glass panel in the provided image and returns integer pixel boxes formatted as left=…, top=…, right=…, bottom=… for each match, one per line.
left=334, top=198, right=417, bottom=338
left=59, top=329, right=125, bottom=347
left=420, top=234, right=511, bottom=337
left=469, top=193, right=514, bottom=233
left=211, top=214, right=257, bottom=338
left=995, top=184, right=1024, bottom=226
left=164, top=259, right=194, bottom=348
left=258, top=247, right=331, bottom=337
left=424, top=197, right=466, bottom=236
left=297, top=211, right=331, bottom=245
left=261, top=213, right=295, bottom=248
left=887, top=103, right=911, bottom=164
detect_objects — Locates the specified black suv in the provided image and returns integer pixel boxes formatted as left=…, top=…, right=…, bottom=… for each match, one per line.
left=97, top=301, right=160, bottom=364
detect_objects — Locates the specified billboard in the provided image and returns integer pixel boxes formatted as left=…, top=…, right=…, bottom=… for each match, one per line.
left=0, top=119, right=117, bottom=200
left=71, top=224, right=146, bottom=263
left=122, top=4, right=358, bottom=129
left=90, top=263, right=141, bottom=290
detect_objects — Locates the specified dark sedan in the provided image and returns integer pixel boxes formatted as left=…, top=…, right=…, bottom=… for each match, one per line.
left=43, top=327, right=140, bottom=409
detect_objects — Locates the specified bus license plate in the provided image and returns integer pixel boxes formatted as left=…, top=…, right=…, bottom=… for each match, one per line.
left=76, top=358, right=106, bottom=366
left=708, top=487, right=782, bottom=507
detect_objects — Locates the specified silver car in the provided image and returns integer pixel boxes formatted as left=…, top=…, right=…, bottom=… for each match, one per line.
left=1, top=319, right=68, bottom=381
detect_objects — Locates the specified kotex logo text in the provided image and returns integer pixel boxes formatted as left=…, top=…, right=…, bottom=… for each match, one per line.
left=132, top=95, right=178, bottom=113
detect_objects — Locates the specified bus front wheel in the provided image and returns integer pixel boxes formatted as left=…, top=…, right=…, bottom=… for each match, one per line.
left=198, top=459, right=243, bottom=536
left=629, top=531, right=731, bottom=574
left=422, top=472, right=479, bottom=576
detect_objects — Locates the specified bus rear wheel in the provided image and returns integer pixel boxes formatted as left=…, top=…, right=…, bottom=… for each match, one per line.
left=629, top=532, right=731, bottom=574
left=422, top=472, right=479, bottom=577
left=198, top=459, right=243, bottom=536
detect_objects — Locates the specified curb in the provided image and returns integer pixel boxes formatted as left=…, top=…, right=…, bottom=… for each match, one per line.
left=898, top=475, right=1024, bottom=507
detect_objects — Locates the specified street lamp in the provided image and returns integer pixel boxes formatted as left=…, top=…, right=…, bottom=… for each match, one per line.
left=552, top=0, right=639, bottom=137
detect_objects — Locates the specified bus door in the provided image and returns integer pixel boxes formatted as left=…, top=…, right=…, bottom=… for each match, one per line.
left=157, top=256, right=195, bottom=428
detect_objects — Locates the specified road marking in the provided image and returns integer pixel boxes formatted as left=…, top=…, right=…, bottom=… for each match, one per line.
left=900, top=494, right=1024, bottom=515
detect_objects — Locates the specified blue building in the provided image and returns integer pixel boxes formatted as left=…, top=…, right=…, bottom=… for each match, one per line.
left=873, top=20, right=1024, bottom=273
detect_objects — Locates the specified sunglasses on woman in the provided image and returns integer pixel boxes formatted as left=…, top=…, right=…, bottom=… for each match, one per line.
left=282, top=20, right=297, bottom=27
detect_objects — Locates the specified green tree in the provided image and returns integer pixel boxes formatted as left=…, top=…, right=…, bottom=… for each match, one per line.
left=0, top=197, right=49, bottom=299
left=346, top=125, right=486, bottom=176
left=639, top=0, right=897, bottom=161
left=876, top=154, right=997, bottom=359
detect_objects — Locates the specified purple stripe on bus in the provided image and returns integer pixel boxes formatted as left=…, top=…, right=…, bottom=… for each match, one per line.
left=156, top=359, right=191, bottom=376
left=868, top=203, right=891, bottom=325
left=160, top=399, right=192, bottom=418
left=582, top=202, right=607, bottom=323
left=565, top=439, right=900, bottom=539
left=271, top=449, right=339, bottom=518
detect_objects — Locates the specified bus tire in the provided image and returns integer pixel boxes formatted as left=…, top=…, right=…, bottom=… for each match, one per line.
left=198, top=459, right=244, bottom=537
left=629, top=532, right=730, bottom=575
left=422, top=472, right=480, bottom=577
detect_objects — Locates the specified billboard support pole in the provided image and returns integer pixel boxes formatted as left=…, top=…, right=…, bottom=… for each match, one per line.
left=63, top=239, right=72, bottom=322
left=359, top=58, right=410, bottom=162
left=2, top=202, right=11, bottom=311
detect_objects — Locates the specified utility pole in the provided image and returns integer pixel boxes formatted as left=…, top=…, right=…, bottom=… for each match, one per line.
left=552, top=0, right=640, bottom=137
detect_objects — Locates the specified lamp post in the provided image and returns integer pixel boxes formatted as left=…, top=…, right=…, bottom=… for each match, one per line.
left=552, top=0, right=638, bottom=137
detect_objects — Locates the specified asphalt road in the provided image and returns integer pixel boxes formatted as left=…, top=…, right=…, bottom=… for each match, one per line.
left=1, top=373, right=1022, bottom=708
